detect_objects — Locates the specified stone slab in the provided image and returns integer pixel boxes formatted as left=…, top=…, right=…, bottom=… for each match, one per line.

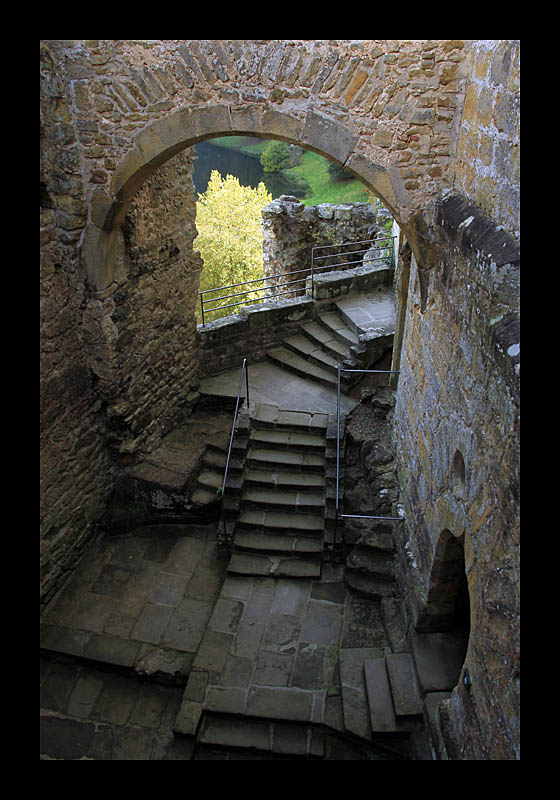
left=246, top=686, right=314, bottom=722
left=385, top=652, right=423, bottom=716
left=363, top=658, right=398, bottom=732
left=199, top=715, right=271, bottom=751
left=339, top=647, right=382, bottom=739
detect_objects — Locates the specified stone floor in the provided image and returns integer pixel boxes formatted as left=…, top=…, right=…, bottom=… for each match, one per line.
left=200, top=360, right=357, bottom=416
left=40, top=521, right=393, bottom=759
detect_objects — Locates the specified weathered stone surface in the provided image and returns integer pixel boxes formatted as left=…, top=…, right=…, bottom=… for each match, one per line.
left=41, top=39, right=519, bottom=762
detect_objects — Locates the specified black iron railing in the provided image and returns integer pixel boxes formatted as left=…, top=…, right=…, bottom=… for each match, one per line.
left=334, top=365, right=404, bottom=547
left=217, top=358, right=249, bottom=548
left=199, top=235, right=396, bottom=325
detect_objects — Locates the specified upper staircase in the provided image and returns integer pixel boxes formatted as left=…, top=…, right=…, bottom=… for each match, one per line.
left=226, top=404, right=329, bottom=579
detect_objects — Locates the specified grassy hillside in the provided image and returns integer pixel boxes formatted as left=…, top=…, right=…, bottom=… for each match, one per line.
left=210, top=136, right=373, bottom=207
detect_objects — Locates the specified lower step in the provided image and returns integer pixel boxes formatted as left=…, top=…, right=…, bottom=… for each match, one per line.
left=228, top=552, right=321, bottom=578
left=234, top=530, right=323, bottom=555
left=198, top=714, right=325, bottom=758
left=238, top=508, right=325, bottom=533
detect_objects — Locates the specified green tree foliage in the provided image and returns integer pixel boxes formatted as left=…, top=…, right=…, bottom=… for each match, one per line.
left=260, top=140, right=292, bottom=172
left=195, top=171, right=272, bottom=321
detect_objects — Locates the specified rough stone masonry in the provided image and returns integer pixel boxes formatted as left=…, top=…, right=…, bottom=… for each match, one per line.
left=40, top=40, right=519, bottom=760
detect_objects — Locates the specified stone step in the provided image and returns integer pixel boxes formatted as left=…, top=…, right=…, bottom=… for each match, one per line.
left=247, top=446, right=325, bottom=473
left=283, top=334, right=341, bottom=372
left=266, top=347, right=337, bottom=387
left=246, top=467, right=325, bottom=490
left=255, top=404, right=329, bottom=432
left=241, top=486, right=324, bottom=513
left=237, top=508, right=325, bottom=534
left=343, top=570, right=395, bottom=599
left=334, top=291, right=396, bottom=337
left=300, top=320, right=352, bottom=360
left=339, top=647, right=383, bottom=740
left=384, top=653, right=423, bottom=717
left=197, top=714, right=325, bottom=757
left=234, top=530, right=323, bottom=555
left=346, top=546, right=395, bottom=578
left=202, top=447, right=244, bottom=474
left=250, top=428, right=325, bottom=453
left=362, top=658, right=399, bottom=733
left=317, top=311, right=360, bottom=345
left=190, top=486, right=221, bottom=506
left=228, top=552, right=322, bottom=579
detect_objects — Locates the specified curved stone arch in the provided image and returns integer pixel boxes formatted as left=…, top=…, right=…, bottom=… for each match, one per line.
left=80, top=103, right=412, bottom=295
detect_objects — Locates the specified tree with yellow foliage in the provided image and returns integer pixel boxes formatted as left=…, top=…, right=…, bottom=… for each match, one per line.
left=195, top=171, right=272, bottom=322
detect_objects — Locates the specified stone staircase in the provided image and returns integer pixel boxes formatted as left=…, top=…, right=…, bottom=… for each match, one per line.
left=266, top=306, right=360, bottom=392
left=265, top=289, right=395, bottom=392
left=226, top=404, right=330, bottom=579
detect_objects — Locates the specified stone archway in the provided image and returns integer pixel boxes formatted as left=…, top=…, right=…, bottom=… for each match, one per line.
left=80, top=104, right=413, bottom=296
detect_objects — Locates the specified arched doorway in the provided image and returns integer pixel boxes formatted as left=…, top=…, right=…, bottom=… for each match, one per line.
left=413, top=530, right=471, bottom=693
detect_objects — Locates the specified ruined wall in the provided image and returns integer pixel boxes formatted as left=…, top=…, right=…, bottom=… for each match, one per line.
left=393, top=198, right=519, bottom=759
left=261, top=196, right=391, bottom=297
left=390, top=42, right=519, bottom=759
left=82, top=150, right=202, bottom=463
left=40, top=44, right=116, bottom=603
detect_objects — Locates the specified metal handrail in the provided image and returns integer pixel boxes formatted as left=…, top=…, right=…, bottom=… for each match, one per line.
left=199, top=235, right=396, bottom=325
left=334, top=365, right=404, bottom=548
left=218, top=358, right=250, bottom=548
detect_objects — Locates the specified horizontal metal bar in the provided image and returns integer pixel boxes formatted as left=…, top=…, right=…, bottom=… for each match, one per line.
left=312, top=243, right=394, bottom=262
left=312, top=255, right=391, bottom=272
left=312, top=235, right=395, bottom=253
left=338, top=514, right=405, bottom=521
left=202, top=286, right=306, bottom=315
left=340, top=369, right=400, bottom=374
left=199, top=266, right=312, bottom=296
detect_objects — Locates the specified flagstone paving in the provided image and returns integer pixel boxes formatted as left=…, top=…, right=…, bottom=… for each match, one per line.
left=40, top=519, right=393, bottom=759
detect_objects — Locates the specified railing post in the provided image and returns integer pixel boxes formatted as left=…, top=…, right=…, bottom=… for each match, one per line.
left=335, top=363, right=341, bottom=548
left=245, top=361, right=250, bottom=407
left=200, top=292, right=205, bottom=327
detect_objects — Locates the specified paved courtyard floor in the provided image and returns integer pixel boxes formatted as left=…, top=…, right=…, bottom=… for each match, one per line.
left=41, top=521, right=390, bottom=759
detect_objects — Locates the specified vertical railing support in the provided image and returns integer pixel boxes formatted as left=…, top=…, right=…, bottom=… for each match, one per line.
left=218, top=358, right=248, bottom=551
left=335, top=363, right=341, bottom=549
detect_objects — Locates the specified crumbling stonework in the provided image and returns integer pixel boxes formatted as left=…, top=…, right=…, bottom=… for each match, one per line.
left=82, top=150, right=202, bottom=463
left=40, top=40, right=520, bottom=760
left=261, top=196, right=391, bottom=298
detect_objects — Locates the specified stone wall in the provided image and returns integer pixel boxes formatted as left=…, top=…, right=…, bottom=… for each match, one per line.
left=40, top=43, right=116, bottom=603
left=261, top=196, right=392, bottom=299
left=393, top=193, right=520, bottom=760
left=82, top=150, right=202, bottom=463
left=455, top=40, right=520, bottom=236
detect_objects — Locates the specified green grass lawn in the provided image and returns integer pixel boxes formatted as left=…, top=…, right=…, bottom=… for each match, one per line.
left=285, top=149, right=371, bottom=206
left=209, top=136, right=372, bottom=207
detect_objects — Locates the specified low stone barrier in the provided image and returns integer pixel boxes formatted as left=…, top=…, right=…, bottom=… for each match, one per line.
left=197, top=262, right=394, bottom=378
